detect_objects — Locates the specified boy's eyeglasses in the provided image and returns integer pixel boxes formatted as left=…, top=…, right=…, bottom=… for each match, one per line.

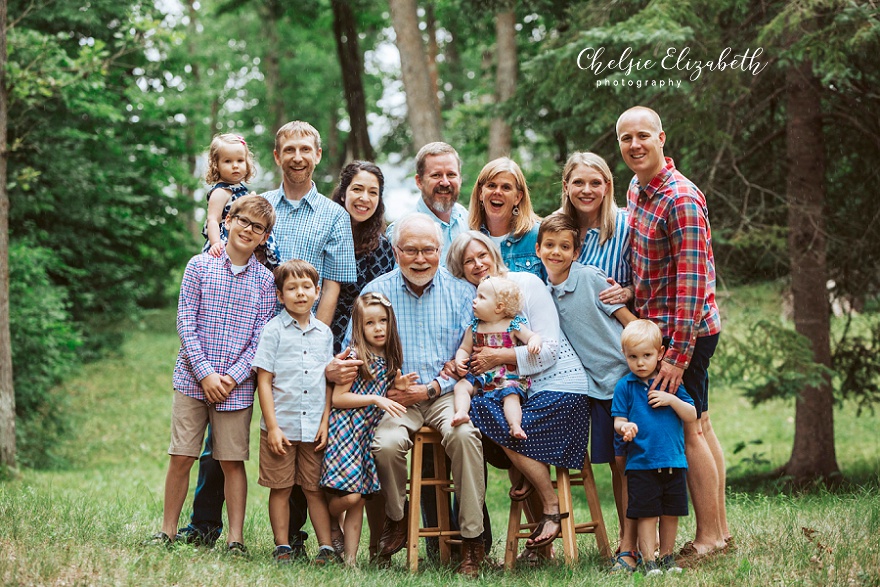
left=362, top=292, right=393, bottom=307
left=231, top=215, right=268, bottom=235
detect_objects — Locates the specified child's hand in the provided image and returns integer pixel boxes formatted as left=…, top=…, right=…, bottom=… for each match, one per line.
left=219, top=374, right=236, bottom=395
left=620, top=422, right=638, bottom=442
left=268, top=428, right=291, bottom=456
left=208, top=241, right=225, bottom=257
left=648, top=389, right=674, bottom=408
left=527, top=335, right=542, bottom=355
left=455, top=357, right=470, bottom=377
left=200, top=373, right=229, bottom=404
left=393, top=369, right=420, bottom=391
left=314, top=420, right=329, bottom=451
left=374, top=396, right=407, bottom=418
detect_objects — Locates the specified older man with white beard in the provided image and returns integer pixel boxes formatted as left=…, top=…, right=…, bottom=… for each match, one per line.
left=361, top=213, right=486, bottom=576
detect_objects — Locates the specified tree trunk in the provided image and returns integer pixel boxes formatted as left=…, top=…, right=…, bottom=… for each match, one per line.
left=423, top=2, right=442, bottom=119
left=388, top=0, right=442, bottom=148
left=330, top=0, right=374, bottom=162
left=184, top=0, right=201, bottom=242
left=260, top=0, right=287, bottom=136
left=782, top=58, right=840, bottom=485
left=0, top=0, right=17, bottom=470
left=488, top=3, right=517, bottom=159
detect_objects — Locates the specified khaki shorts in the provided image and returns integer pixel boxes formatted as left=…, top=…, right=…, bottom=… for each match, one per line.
left=168, top=391, right=252, bottom=461
left=258, top=428, right=324, bottom=490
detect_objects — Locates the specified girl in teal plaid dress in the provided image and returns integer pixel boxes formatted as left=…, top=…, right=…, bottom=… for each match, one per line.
left=320, top=292, right=415, bottom=565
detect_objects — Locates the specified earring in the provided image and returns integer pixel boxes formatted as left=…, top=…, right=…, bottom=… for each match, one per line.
left=512, top=205, right=520, bottom=217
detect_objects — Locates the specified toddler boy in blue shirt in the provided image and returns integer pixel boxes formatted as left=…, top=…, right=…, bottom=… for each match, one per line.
left=612, top=319, right=696, bottom=575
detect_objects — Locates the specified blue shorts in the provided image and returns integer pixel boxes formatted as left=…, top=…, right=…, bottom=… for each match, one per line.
left=681, top=333, right=719, bottom=419
left=589, top=398, right=625, bottom=463
left=625, top=468, right=689, bottom=519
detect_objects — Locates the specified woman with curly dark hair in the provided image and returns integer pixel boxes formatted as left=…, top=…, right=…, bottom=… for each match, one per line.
left=330, top=161, right=396, bottom=352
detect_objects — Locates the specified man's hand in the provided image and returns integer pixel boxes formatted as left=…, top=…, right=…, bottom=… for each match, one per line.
left=439, top=359, right=458, bottom=380
left=649, top=361, right=684, bottom=393
left=200, top=373, right=229, bottom=404
left=387, top=382, right=429, bottom=407
left=325, top=347, right=364, bottom=385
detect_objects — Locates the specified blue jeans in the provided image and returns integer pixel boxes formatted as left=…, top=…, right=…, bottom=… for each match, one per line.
left=187, top=425, right=309, bottom=545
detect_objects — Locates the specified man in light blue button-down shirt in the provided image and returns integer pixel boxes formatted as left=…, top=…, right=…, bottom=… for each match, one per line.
left=363, top=213, right=487, bottom=574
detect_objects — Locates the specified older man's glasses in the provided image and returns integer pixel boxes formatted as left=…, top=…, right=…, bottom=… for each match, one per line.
left=231, top=215, right=268, bottom=235
left=396, top=245, right=440, bottom=259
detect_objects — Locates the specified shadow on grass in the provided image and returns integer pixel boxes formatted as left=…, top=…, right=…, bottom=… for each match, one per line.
left=727, top=459, right=880, bottom=495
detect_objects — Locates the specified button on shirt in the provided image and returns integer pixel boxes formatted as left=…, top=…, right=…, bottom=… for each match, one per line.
left=480, top=223, right=545, bottom=280
left=251, top=312, right=333, bottom=442
left=578, top=208, right=632, bottom=286
left=627, top=158, right=721, bottom=369
left=173, top=251, right=276, bottom=411
left=359, top=267, right=474, bottom=394
left=261, top=183, right=356, bottom=282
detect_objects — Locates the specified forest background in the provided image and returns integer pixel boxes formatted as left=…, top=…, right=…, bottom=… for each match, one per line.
left=1, top=0, right=880, bottom=489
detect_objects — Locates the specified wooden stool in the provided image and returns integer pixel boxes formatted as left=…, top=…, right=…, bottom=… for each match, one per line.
left=406, top=426, right=457, bottom=572
left=504, top=453, right=611, bottom=569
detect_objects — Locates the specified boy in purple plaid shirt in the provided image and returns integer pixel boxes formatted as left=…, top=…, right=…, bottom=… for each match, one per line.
left=151, top=196, right=277, bottom=553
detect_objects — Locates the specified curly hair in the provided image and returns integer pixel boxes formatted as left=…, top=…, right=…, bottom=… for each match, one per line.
left=331, top=161, right=386, bottom=256
left=479, top=276, right=524, bottom=319
left=204, top=133, right=256, bottom=184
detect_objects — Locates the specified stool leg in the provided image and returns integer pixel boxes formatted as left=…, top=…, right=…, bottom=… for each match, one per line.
left=434, top=440, right=452, bottom=564
left=556, top=467, right=578, bottom=565
left=408, top=435, right=424, bottom=572
left=504, top=499, right=524, bottom=570
left=581, top=456, right=611, bottom=558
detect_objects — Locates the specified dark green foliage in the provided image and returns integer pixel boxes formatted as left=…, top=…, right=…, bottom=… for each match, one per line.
left=833, top=319, right=880, bottom=416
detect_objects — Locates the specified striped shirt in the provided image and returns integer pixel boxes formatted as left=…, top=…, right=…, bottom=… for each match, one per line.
left=578, top=207, right=633, bottom=286
left=173, top=251, right=276, bottom=410
left=627, top=158, right=722, bottom=369
left=360, top=267, right=475, bottom=394
left=261, top=183, right=356, bottom=282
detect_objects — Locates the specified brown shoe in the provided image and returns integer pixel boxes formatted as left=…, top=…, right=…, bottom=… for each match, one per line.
left=377, top=514, right=408, bottom=557
left=459, top=537, right=485, bottom=578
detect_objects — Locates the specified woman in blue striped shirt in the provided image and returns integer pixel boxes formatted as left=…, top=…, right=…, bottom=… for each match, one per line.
left=560, top=152, right=633, bottom=304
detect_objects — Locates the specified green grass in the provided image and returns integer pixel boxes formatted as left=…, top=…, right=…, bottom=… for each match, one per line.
left=2, top=288, right=880, bottom=586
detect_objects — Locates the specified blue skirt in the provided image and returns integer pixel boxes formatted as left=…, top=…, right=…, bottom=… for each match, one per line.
left=470, top=390, right=591, bottom=470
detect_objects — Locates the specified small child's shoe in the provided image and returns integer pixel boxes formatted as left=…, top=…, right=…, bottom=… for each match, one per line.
left=226, top=541, right=248, bottom=556
left=314, top=546, right=342, bottom=565
left=643, top=559, right=663, bottom=576
left=660, top=553, right=683, bottom=573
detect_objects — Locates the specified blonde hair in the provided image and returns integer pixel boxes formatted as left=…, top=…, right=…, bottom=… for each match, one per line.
left=561, top=152, right=618, bottom=246
left=620, top=319, right=663, bottom=352
left=275, top=120, right=322, bottom=153
left=468, top=158, right=540, bottom=239
left=445, top=231, right=508, bottom=282
left=205, top=133, right=256, bottom=184
left=480, top=276, right=523, bottom=319
left=350, top=293, right=404, bottom=381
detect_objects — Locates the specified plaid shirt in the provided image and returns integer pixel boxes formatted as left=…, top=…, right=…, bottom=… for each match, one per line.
left=261, top=183, right=356, bottom=283
left=627, top=158, right=721, bottom=369
left=173, top=251, right=276, bottom=410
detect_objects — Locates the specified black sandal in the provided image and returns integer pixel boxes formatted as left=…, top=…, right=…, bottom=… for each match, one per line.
left=525, top=512, right=569, bottom=550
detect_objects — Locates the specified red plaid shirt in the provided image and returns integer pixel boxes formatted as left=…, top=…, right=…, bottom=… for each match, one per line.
left=627, top=158, right=721, bottom=370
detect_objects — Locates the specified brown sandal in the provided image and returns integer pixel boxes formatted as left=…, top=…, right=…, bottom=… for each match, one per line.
left=525, top=512, right=569, bottom=549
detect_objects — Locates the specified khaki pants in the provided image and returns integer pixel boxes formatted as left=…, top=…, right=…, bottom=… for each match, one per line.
left=371, top=392, right=486, bottom=539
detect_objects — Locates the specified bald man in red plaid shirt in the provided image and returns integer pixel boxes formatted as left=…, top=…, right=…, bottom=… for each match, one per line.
left=616, top=106, right=729, bottom=565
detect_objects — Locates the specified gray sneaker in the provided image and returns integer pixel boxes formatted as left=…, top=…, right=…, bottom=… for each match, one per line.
left=660, top=553, right=684, bottom=573
left=643, top=559, right=663, bottom=576
left=314, top=546, right=342, bottom=566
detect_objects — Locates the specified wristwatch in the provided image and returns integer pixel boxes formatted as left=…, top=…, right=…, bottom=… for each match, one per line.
left=426, top=381, right=439, bottom=400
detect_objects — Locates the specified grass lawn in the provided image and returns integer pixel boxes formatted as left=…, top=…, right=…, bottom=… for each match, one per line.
left=2, top=284, right=879, bottom=586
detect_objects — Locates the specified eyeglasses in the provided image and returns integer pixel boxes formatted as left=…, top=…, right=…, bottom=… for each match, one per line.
left=361, top=292, right=392, bottom=307
left=231, top=215, right=268, bottom=235
left=396, top=245, right=440, bottom=259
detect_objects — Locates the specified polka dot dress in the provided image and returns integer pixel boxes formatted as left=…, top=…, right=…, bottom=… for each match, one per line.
left=470, top=389, right=591, bottom=470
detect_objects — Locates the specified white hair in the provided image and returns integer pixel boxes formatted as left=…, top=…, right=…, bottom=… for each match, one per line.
left=392, top=212, right=443, bottom=248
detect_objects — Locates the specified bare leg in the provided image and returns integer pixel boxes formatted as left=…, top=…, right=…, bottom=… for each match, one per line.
left=268, top=487, right=292, bottom=546
left=502, top=394, right=527, bottom=439
left=701, top=412, right=730, bottom=539
left=451, top=380, right=473, bottom=427
left=658, top=515, right=679, bottom=558
left=637, top=517, right=658, bottom=563
left=683, top=419, right=726, bottom=552
left=342, top=498, right=365, bottom=565
left=303, top=487, right=332, bottom=547
left=610, top=459, right=625, bottom=541
left=507, top=467, right=532, bottom=500
left=219, top=460, right=247, bottom=545
left=500, top=447, right=560, bottom=545
left=162, top=455, right=197, bottom=538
